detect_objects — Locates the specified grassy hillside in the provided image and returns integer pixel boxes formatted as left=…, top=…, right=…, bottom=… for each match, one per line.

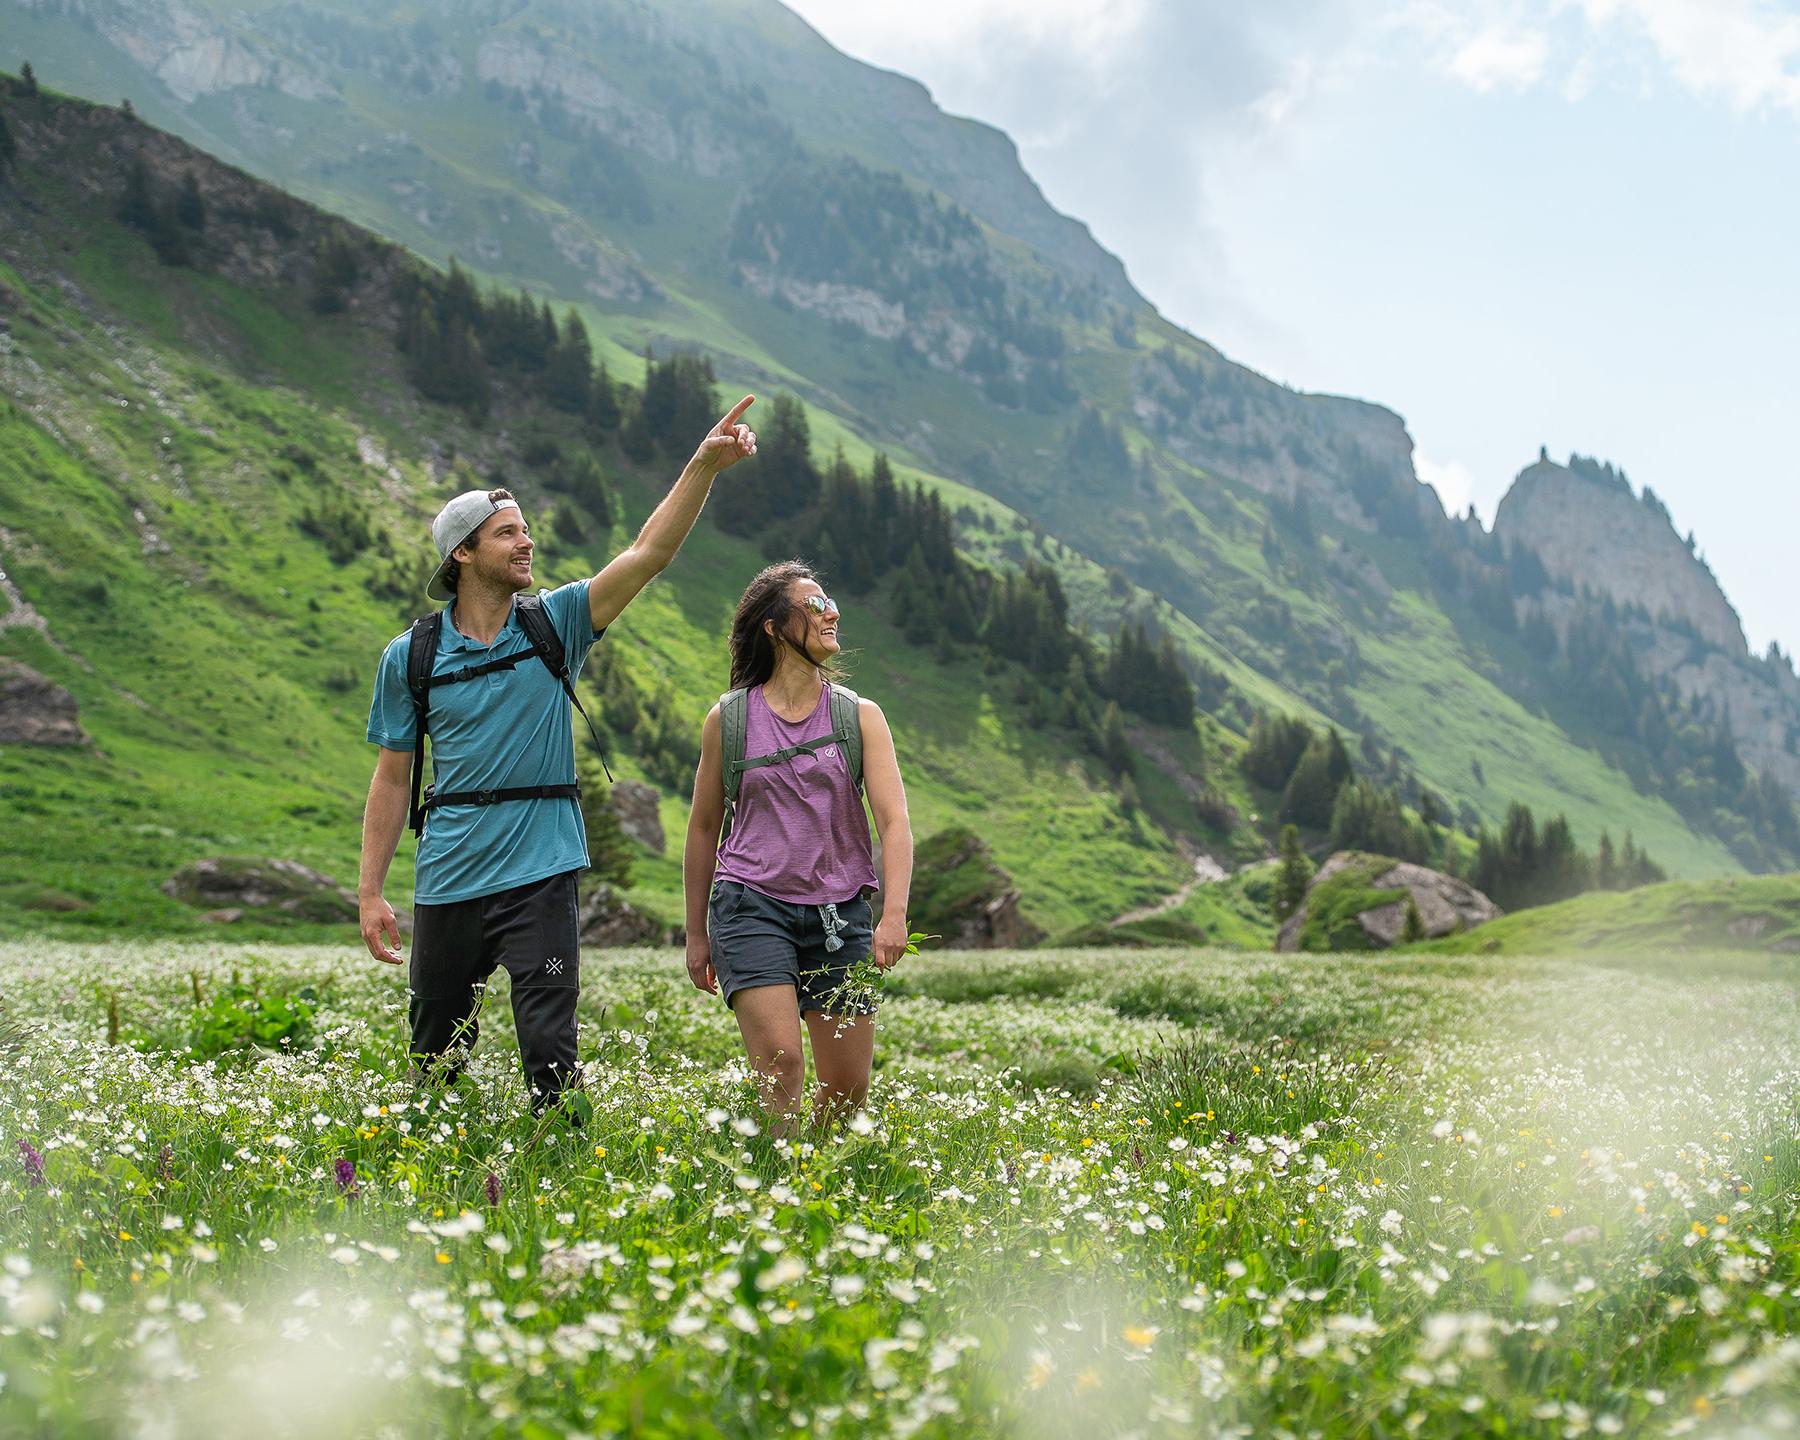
left=1410, top=872, right=1800, bottom=959
left=1, top=5, right=1786, bottom=878
left=0, top=88, right=1231, bottom=939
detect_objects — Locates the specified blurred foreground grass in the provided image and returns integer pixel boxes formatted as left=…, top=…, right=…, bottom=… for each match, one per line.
left=1, top=941, right=1796, bottom=1437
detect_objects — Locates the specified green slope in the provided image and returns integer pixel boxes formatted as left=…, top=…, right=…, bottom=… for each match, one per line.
left=0, top=5, right=1783, bottom=883
left=0, top=93, right=1202, bottom=938
left=1410, top=873, right=1800, bottom=959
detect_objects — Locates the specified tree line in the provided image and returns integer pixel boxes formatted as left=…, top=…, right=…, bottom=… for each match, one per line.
left=377, top=258, right=1205, bottom=798
left=1248, top=707, right=1665, bottom=917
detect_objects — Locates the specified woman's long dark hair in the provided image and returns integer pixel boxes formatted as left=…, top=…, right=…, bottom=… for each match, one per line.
left=728, top=561, right=845, bottom=690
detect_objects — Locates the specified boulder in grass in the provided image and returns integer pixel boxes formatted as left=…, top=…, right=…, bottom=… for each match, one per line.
left=1277, top=851, right=1500, bottom=952
left=0, top=658, right=88, bottom=746
left=163, top=857, right=359, bottom=924
left=909, top=827, right=1045, bottom=950
left=578, top=883, right=680, bottom=948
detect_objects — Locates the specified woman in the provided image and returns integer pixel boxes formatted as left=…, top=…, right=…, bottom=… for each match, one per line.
left=683, top=561, right=913, bottom=1133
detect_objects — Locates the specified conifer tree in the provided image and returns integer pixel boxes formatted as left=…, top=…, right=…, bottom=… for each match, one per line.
left=758, top=392, right=816, bottom=519
left=1273, top=824, right=1312, bottom=922
left=544, top=308, right=593, bottom=414
left=587, top=360, right=620, bottom=432
left=619, top=398, right=655, bottom=464
left=20, top=62, right=37, bottom=97
left=1100, top=701, right=1132, bottom=776
left=565, top=454, right=613, bottom=530
left=1242, top=711, right=1314, bottom=790
left=1401, top=895, right=1426, bottom=943
left=1323, top=728, right=1354, bottom=793
left=1280, top=735, right=1343, bottom=829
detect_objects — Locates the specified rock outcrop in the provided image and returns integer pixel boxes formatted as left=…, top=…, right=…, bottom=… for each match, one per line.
left=163, top=857, right=359, bottom=923
left=0, top=659, right=88, bottom=746
left=578, top=883, right=680, bottom=948
left=1493, top=454, right=1800, bottom=794
left=1495, top=457, right=1746, bottom=653
left=909, top=827, right=1044, bottom=950
left=609, top=780, right=665, bottom=856
left=1278, top=852, right=1500, bottom=953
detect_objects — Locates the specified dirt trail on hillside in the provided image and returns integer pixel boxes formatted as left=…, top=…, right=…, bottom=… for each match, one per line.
left=1112, top=843, right=1230, bottom=926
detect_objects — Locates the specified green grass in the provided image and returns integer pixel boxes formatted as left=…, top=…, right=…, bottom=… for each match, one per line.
left=1349, top=593, right=1738, bottom=872
left=2, top=939, right=1797, bottom=1436
left=1412, top=872, right=1800, bottom=958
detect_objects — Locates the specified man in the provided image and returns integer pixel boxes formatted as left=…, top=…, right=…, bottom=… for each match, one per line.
left=359, top=395, right=757, bottom=1111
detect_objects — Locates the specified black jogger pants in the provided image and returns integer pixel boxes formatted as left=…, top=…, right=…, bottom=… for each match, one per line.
left=409, top=869, right=582, bottom=1110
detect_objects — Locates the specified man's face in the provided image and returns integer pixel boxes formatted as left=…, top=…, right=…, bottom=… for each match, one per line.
left=457, top=506, right=534, bottom=594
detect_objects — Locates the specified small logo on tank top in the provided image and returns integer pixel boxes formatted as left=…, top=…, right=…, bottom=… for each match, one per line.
left=821, top=745, right=838, bottom=760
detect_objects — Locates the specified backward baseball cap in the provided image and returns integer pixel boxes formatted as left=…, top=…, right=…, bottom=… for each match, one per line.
left=425, top=489, right=521, bottom=602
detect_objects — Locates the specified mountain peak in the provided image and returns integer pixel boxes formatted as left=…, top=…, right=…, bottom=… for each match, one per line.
left=1494, top=452, right=1746, bottom=657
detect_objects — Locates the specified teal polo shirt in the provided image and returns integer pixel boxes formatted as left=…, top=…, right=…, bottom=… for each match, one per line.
left=368, top=578, right=603, bottom=905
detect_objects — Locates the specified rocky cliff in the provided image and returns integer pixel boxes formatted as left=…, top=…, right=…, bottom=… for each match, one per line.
left=1494, top=455, right=1800, bottom=794
left=1494, top=456, right=1746, bottom=653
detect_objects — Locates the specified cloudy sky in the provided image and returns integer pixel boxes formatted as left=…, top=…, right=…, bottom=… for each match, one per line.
left=784, top=0, right=1799, bottom=661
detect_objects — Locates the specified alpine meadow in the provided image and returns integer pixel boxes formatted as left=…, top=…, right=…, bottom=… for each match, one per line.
left=1, top=3, right=1798, bottom=1437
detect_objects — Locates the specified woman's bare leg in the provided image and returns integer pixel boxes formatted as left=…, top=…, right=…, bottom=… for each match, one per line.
left=804, top=1009, right=875, bottom=1128
left=732, top=984, right=808, bottom=1137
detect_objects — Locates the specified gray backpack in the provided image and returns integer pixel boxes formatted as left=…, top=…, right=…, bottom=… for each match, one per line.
left=718, top=682, right=863, bottom=843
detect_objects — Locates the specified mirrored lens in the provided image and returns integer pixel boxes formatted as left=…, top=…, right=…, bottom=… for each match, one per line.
left=802, top=594, right=839, bottom=616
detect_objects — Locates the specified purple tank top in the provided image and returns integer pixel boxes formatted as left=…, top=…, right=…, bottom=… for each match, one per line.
left=714, top=683, right=879, bottom=905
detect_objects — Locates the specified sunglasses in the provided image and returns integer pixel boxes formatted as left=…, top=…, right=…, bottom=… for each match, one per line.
left=799, top=594, right=840, bottom=617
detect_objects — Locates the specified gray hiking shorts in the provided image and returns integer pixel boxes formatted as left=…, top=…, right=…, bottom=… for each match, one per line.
left=708, top=880, right=876, bottom=1016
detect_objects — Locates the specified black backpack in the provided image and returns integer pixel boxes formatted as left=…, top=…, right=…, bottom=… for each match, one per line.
left=404, top=594, right=610, bottom=835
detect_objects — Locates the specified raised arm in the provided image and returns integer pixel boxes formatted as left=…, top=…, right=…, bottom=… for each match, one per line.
left=588, top=395, right=757, bottom=632
left=859, top=700, right=913, bottom=969
left=682, top=705, right=727, bottom=994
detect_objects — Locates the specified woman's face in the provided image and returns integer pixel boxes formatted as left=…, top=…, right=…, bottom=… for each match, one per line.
left=773, top=579, right=840, bottom=663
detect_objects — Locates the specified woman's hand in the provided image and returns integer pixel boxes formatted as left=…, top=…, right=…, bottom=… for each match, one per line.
left=873, top=913, right=909, bottom=971
left=686, top=934, right=718, bottom=994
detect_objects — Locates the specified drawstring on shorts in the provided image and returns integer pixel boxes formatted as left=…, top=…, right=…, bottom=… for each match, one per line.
left=818, top=902, right=847, bottom=953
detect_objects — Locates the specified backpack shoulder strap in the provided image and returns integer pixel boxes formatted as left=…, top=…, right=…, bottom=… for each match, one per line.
left=405, top=612, right=445, bottom=835
left=513, top=592, right=567, bottom=678
left=827, top=683, right=864, bottom=791
left=516, top=591, right=613, bottom=783
left=717, top=687, right=749, bottom=844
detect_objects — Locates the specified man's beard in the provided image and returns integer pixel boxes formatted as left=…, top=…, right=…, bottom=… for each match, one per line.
left=473, top=551, right=533, bottom=593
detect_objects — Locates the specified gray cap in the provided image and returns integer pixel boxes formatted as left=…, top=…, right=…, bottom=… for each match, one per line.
left=425, top=489, right=520, bottom=602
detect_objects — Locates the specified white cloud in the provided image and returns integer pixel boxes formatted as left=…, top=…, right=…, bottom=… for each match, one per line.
left=1414, top=451, right=1480, bottom=517
left=783, top=0, right=1148, bottom=77
left=1573, top=0, right=1800, bottom=113
left=1446, top=26, right=1551, bottom=91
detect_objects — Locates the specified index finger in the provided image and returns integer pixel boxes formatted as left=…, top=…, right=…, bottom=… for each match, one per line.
left=716, top=394, right=755, bottom=431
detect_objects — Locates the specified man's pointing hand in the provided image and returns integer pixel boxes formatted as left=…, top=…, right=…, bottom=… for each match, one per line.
left=695, top=395, right=757, bottom=474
